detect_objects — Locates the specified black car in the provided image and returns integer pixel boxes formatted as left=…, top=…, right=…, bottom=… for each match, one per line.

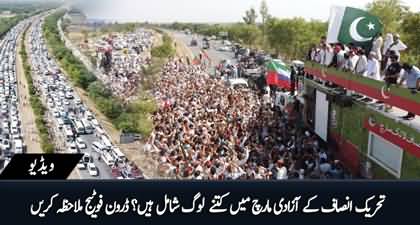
left=202, top=40, right=210, bottom=49
left=190, top=39, right=198, bottom=46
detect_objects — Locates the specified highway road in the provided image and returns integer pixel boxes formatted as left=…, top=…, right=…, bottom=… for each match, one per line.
left=0, top=16, right=35, bottom=171
left=170, top=31, right=237, bottom=71
left=27, top=13, right=113, bottom=179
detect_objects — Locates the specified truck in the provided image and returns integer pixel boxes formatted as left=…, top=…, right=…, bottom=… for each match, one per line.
left=74, top=120, right=86, bottom=135
left=190, top=38, right=198, bottom=47
left=81, top=119, right=94, bottom=134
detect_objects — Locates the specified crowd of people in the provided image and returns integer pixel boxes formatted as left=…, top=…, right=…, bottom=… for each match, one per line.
left=144, top=57, right=350, bottom=180
left=95, top=28, right=154, bottom=100
left=307, top=33, right=420, bottom=120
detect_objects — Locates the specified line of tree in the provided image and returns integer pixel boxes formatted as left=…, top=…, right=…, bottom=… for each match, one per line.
left=0, top=3, right=58, bottom=38
left=20, top=25, right=55, bottom=153
left=0, top=14, right=27, bottom=38
left=165, top=0, right=419, bottom=64
left=367, top=0, right=420, bottom=64
left=43, top=12, right=158, bottom=136
left=0, top=2, right=60, bottom=14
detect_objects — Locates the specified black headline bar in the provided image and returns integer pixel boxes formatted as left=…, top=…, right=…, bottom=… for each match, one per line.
left=0, top=181, right=418, bottom=225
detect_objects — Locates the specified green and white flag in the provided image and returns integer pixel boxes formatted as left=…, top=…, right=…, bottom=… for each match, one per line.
left=327, top=6, right=383, bottom=45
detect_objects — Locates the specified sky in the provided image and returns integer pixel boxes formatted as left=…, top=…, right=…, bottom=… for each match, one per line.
left=4, top=0, right=420, bottom=23
left=75, top=0, right=420, bottom=23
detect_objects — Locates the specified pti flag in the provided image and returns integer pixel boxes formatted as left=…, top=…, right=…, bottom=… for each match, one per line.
left=327, top=6, right=383, bottom=45
left=265, top=59, right=291, bottom=90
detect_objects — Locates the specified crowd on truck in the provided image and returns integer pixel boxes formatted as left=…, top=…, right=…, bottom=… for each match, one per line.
left=307, top=34, right=420, bottom=120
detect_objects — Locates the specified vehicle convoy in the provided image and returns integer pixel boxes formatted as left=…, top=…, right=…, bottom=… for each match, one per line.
left=190, top=38, right=198, bottom=46
left=202, top=37, right=210, bottom=49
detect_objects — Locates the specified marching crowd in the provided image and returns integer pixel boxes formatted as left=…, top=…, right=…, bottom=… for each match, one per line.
left=96, top=29, right=154, bottom=100
left=308, top=33, right=420, bottom=120
left=144, top=57, right=350, bottom=180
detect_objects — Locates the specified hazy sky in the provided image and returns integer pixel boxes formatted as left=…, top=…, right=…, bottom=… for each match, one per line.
left=51, top=0, right=420, bottom=22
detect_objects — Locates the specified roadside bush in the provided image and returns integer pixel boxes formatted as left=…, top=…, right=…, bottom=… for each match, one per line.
left=43, top=12, right=97, bottom=89
left=151, top=34, right=174, bottom=58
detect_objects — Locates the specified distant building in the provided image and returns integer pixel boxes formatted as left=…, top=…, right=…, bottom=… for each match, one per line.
left=64, top=8, right=87, bottom=25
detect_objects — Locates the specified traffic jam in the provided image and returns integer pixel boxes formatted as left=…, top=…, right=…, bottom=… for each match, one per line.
left=0, top=19, right=31, bottom=170
left=27, top=14, right=144, bottom=179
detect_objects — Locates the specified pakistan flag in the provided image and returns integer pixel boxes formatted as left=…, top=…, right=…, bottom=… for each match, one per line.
left=327, top=6, right=383, bottom=45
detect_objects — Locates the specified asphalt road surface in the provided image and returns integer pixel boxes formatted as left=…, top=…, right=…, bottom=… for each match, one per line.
left=170, top=31, right=237, bottom=71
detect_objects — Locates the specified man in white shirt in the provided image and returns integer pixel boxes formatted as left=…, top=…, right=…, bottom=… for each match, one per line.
left=276, top=159, right=288, bottom=180
left=399, top=63, right=420, bottom=120
left=336, top=45, right=346, bottom=69
left=319, top=44, right=333, bottom=66
left=344, top=50, right=359, bottom=72
left=371, top=33, right=383, bottom=61
left=389, top=34, right=407, bottom=60
left=366, top=52, right=381, bottom=81
left=355, top=49, right=368, bottom=76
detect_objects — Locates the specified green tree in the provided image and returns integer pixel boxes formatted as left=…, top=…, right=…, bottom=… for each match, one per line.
left=243, top=7, right=258, bottom=25
left=367, top=0, right=409, bottom=33
left=400, top=12, right=420, bottom=64
left=228, top=23, right=261, bottom=47
left=266, top=18, right=326, bottom=59
left=88, top=81, right=112, bottom=98
left=259, top=0, right=270, bottom=47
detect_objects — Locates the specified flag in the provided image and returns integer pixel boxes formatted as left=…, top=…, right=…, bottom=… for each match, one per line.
left=327, top=6, right=383, bottom=45
left=265, top=59, right=291, bottom=90
left=201, top=50, right=212, bottom=65
left=192, top=56, right=201, bottom=65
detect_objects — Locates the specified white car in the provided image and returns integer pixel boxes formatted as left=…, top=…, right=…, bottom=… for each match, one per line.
left=75, top=98, right=82, bottom=105
left=11, top=127, right=18, bottom=135
left=87, top=163, right=98, bottom=176
left=85, top=111, right=94, bottom=120
left=2, top=139, right=10, bottom=150
left=57, top=118, right=64, bottom=129
left=222, top=40, right=232, bottom=46
left=76, top=162, right=86, bottom=170
left=2, top=121, right=9, bottom=129
left=217, top=46, right=231, bottom=52
left=76, top=137, right=87, bottom=149
left=68, top=142, right=78, bottom=153
left=53, top=110, right=60, bottom=118
left=90, top=119, right=99, bottom=127
left=47, top=99, right=54, bottom=108
left=226, top=78, right=249, bottom=89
